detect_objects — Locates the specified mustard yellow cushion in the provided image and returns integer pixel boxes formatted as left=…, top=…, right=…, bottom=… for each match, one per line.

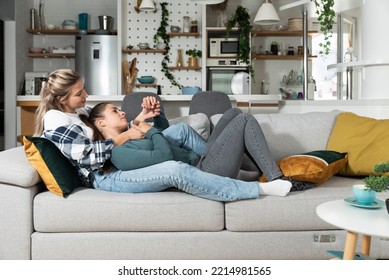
left=327, top=112, right=389, bottom=176
left=23, top=136, right=82, bottom=197
left=260, top=150, right=347, bottom=185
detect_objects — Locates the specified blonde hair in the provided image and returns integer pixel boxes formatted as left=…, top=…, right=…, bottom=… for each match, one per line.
left=34, top=69, right=81, bottom=136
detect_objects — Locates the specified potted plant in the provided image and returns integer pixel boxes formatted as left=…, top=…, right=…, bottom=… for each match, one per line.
left=185, top=49, right=202, bottom=67
left=353, top=161, right=389, bottom=205
left=225, top=6, right=254, bottom=78
left=153, top=2, right=182, bottom=89
left=312, top=0, right=335, bottom=56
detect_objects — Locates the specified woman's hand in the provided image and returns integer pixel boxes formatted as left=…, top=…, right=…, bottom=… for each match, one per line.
left=135, top=96, right=161, bottom=122
left=131, top=120, right=153, bottom=134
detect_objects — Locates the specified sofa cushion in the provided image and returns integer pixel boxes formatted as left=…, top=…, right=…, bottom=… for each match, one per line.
left=260, top=150, right=348, bottom=185
left=23, top=136, right=82, bottom=197
left=225, top=176, right=369, bottom=232
left=34, top=188, right=224, bottom=232
left=211, top=110, right=340, bottom=160
left=169, top=113, right=210, bottom=141
left=0, top=146, right=40, bottom=188
left=327, top=112, right=389, bottom=176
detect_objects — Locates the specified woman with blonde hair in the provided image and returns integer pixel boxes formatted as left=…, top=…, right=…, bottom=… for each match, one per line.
left=37, top=69, right=293, bottom=201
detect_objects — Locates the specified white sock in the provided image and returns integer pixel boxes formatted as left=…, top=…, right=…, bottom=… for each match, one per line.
left=259, top=179, right=292, bottom=197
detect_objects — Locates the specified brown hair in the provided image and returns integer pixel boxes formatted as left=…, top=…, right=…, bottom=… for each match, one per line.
left=34, top=69, right=81, bottom=135
left=80, top=102, right=114, bottom=173
left=79, top=102, right=112, bottom=141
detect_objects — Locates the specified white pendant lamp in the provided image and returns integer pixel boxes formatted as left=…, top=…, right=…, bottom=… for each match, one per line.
left=139, top=0, right=156, bottom=12
left=191, top=0, right=225, bottom=4
left=254, top=0, right=280, bottom=25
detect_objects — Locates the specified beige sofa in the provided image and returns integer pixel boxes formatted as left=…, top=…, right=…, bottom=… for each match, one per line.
left=1, top=111, right=388, bottom=260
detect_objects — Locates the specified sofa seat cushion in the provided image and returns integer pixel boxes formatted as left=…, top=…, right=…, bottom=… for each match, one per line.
left=225, top=176, right=376, bottom=232
left=33, top=188, right=224, bottom=232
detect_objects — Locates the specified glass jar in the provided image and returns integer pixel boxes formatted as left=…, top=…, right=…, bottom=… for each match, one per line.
left=287, top=46, right=295, bottom=55
left=190, top=20, right=198, bottom=33
left=183, top=16, right=190, bottom=33
left=271, top=41, right=278, bottom=55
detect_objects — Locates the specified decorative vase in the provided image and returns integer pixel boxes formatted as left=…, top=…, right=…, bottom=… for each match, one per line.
left=177, top=49, right=184, bottom=67
left=352, top=184, right=376, bottom=205
left=188, top=57, right=198, bottom=67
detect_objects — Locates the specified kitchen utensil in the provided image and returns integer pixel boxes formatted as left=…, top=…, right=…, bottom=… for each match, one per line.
left=78, top=13, right=88, bottom=30
left=137, top=76, right=155, bottom=84
left=29, top=47, right=44, bottom=53
left=138, top=43, right=149, bottom=49
left=182, top=86, right=201, bottom=95
left=170, top=25, right=180, bottom=33
left=98, top=15, right=114, bottom=31
left=130, top=58, right=137, bottom=76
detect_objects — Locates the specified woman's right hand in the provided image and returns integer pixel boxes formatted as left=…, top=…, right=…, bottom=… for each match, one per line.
left=131, top=120, right=153, bottom=134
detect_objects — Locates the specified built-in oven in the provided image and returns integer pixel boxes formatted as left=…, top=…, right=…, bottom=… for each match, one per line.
left=206, top=59, right=250, bottom=95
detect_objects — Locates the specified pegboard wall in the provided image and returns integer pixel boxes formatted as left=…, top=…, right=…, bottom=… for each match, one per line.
left=125, top=0, right=202, bottom=95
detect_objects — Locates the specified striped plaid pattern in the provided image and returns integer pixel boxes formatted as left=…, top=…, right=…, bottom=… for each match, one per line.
left=44, top=124, right=114, bottom=180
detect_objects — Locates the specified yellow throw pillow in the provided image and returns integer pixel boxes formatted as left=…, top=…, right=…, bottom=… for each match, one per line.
left=260, top=150, right=347, bottom=185
left=327, top=112, right=389, bottom=176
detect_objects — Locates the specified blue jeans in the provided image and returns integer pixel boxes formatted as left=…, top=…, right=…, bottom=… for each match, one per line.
left=162, top=122, right=207, bottom=156
left=91, top=161, right=259, bottom=201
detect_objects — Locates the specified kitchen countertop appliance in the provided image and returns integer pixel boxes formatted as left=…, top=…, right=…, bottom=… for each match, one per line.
left=75, top=34, right=118, bottom=95
left=25, top=72, right=49, bottom=95
left=206, top=59, right=250, bottom=95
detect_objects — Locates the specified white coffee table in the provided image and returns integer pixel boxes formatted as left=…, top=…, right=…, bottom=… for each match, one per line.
left=316, top=199, right=389, bottom=260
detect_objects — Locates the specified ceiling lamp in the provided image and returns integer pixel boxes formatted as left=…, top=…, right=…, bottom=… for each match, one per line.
left=139, top=0, right=156, bottom=12
left=190, top=0, right=225, bottom=4
left=254, top=0, right=280, bottom=25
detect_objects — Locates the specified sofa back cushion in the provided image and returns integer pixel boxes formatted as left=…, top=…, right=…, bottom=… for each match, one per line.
left=212, top=110, right=340, bottom=161
left=255, top=111, right=340, bottom=160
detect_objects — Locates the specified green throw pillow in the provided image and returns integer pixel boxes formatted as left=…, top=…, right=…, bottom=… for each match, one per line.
left=23, top=136, right=82, bottom=197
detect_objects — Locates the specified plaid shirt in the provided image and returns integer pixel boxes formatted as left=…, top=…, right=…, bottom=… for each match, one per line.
left=43, top=124, right=114, bottom=180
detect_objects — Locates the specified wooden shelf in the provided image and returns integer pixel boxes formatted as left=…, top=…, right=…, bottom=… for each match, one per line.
left=26, top=28, right=117, bottom=35
left=136, top=83, right=157, bottom=88
left=251, top=30, right=318, bottom=37
left=167, top=66, right=201, bottom=71
left=168, top=32, right=200, bottom=38
left=252, top=54, right=317, bottom=60
left=27, top=53, right=75, bottom=58
left=122, top=49, right=165, bottom=54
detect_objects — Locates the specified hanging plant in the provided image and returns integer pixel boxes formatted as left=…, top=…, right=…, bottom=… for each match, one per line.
left=153, top=2, right=182, bottom=89
left=225, top=6, right=254, bottom=79
left=313, top=0, right=335, bottom=56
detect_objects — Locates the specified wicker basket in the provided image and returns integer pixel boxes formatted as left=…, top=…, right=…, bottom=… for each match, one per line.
left=288, top=18, right=303, bottom=31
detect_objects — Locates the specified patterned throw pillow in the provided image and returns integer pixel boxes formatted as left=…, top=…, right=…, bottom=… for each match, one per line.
left=23, top=136, right=82, bottom=197
left=261, top=150, right=348, bottom=186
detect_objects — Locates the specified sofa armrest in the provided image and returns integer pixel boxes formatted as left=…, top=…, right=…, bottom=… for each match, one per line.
left=0, top=147, right=44, bottom=259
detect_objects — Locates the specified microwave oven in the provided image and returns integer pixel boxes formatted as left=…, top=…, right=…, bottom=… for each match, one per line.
left=25, top=72, right=49, bottom=95
left=209, top=37, right=239, bottom=57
